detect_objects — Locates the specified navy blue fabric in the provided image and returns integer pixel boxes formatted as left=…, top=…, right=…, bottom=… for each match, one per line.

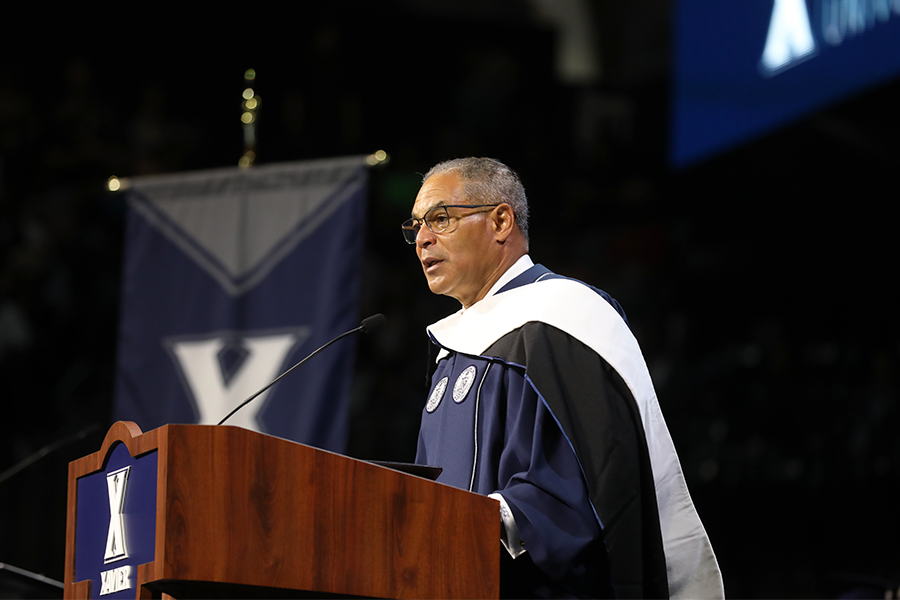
left=112, top=162, right=367, bottom=452
left=486, top=323, right=668, bottom=599
left=416, top=350, right=607, bottom=598
left=416, top=264, right=670, bottom=598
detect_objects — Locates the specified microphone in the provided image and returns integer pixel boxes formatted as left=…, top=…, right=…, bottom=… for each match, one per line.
left=217, top=314, right=386, bottom=426
left=360, top=313, right=386, bottom=334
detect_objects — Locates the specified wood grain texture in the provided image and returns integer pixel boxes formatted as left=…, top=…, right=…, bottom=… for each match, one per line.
left=65, top=423, right=499, bottom=599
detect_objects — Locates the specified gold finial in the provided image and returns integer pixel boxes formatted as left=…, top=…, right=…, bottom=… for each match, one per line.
left=365, top=150, right=390, bottom=167
left=107, top=175, right=130, bottom=192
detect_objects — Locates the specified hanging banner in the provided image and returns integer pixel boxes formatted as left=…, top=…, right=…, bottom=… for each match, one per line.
left=112, top=157, right=368, bottom=452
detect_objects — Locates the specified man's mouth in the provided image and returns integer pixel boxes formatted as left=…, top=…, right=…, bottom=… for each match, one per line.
left=423, top=257, right=443, bottom=272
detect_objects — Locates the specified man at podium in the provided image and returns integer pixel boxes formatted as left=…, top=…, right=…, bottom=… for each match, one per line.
left=402, top=158, right=724, bottom=599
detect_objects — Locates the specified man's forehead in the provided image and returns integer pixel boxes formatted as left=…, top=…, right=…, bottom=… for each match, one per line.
left=412, top=172, right=466, bottom=216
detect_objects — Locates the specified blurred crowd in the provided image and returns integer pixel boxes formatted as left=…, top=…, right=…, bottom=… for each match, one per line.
left=1, top=7, right=897, bottom=597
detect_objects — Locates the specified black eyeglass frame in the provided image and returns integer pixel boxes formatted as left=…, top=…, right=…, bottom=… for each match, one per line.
left=401, top=204, right=501, bottom=244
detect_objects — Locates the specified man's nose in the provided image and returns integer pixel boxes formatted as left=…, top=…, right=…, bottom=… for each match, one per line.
left=416, top=224, right=435, bottom=248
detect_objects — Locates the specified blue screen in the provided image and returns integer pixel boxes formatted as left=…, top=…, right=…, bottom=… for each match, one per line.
left=671, top=0, right=900, bottom=167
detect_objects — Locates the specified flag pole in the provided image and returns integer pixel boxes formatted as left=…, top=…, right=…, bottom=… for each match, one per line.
left=240, top=68, right=259, bottom=169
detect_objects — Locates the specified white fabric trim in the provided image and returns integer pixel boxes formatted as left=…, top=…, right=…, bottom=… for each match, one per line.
left=427, top=278, right=724, bottom=599
left=488, top=492, right=528, bottom=558
left=434, top=255, right=533, bottom=363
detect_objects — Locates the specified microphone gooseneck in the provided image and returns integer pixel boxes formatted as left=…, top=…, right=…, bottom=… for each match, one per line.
left=216, top=314, right=386, bottom=426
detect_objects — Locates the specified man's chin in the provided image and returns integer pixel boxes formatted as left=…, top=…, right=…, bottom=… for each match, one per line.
left=426, top=277, right=460, bottom=302
left=426, top=278, right=446, bottom=296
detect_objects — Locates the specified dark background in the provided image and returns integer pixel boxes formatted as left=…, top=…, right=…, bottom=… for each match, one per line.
left=1, top=2, right=897, bottom=598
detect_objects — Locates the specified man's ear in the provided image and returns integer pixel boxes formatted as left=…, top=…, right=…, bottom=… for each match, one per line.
left=493, top=204, right=515, bottom=242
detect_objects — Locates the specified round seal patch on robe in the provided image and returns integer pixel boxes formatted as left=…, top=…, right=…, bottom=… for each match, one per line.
left=453, top=365, right=477, bottom=403
left=426, top=376, right=448, bottom=413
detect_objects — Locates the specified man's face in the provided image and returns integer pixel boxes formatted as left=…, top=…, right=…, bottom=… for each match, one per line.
left=411, top=172, right=499, bottom=308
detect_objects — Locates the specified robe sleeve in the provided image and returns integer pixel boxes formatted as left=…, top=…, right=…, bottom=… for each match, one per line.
left=486, top=322, right=671, bottom=599
left=491, top=363, right=607, bottom=595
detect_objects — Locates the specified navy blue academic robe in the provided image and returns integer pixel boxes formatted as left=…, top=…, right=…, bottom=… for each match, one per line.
left=415, top=265, right=723, bottom=599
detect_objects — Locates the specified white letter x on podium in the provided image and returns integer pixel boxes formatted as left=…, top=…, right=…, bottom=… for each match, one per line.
left=104, top=466, right=130, bottom=563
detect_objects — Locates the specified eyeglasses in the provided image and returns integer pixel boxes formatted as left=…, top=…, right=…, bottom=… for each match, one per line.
left=401, top=204, right=500, bottom=244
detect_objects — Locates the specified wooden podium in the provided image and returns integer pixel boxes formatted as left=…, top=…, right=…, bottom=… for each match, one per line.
left=64, top=422, right=499, bottom=599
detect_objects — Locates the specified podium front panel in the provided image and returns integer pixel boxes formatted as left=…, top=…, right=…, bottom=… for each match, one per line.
left=73, top=442, right=157, bottom=598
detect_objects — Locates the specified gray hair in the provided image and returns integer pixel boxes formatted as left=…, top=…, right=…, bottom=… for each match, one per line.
left=422, top=157, right=529, bottom=242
